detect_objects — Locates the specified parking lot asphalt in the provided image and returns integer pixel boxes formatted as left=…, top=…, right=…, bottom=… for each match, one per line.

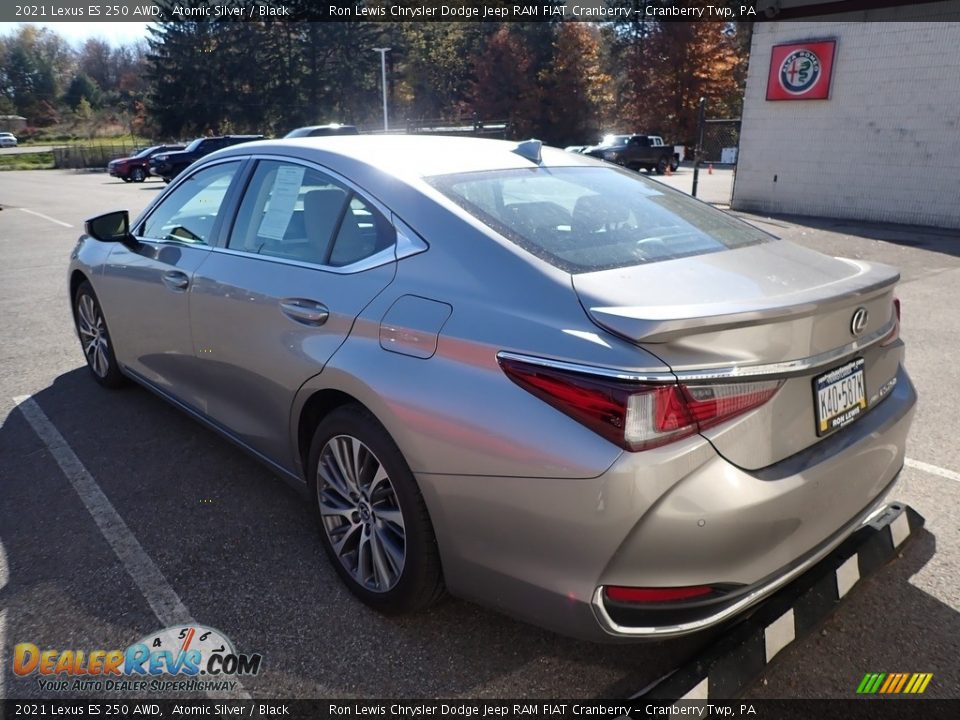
left=0, top=170, right=958, bottom=700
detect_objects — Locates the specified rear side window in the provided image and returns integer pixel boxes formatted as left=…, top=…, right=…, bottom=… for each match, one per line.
left=228, top=160, right=395, bottom=267
left=428, top=166, right=772, bottom=273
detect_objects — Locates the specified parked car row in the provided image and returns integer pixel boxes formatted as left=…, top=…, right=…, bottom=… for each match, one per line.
left=106, top=124, right=359, bottom=184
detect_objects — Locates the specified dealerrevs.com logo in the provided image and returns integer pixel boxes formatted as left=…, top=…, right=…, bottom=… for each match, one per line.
left=13, top=625, right=261, bottom=693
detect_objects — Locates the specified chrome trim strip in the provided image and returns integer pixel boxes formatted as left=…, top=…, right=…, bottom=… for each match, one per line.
left=496, top=351, right=675, bottom=384
left=590, top=497, right=894, bottom=638
left=498, top=318, right=894, bottom=385
left=206, top=245, right=396, bottom=275
left=671, top=319, right=896, bottom=382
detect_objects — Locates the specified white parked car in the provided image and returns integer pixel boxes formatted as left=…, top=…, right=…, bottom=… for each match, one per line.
left=0, top=132, right=18, bottom=147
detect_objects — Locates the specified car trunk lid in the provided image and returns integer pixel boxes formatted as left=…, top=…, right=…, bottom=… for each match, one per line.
left=572, top=241, right=901, bottom=468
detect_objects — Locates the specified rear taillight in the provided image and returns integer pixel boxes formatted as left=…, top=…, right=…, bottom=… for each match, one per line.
left=880, top=297, right=900, bottom=347
left=498, top=357, right=781, bottom=452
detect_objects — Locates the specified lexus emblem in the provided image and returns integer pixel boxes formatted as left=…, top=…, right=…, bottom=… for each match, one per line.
left=851, top=307, right=869, bottom=337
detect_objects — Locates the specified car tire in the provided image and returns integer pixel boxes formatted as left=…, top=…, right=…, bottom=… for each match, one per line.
left=308, top=404, right=445, bottom=614
left=131, top=167, right=146, bottom=183
left=122, top=176, right=132, bottom=183
left=656, top=158, right=669, bottom=175
left=73, top=281, right=127, bottom=389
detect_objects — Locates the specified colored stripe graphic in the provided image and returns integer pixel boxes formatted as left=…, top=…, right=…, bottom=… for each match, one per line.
left=857, top=672, right=932, bottom=694
left=893, top=673, right=909, bottom=693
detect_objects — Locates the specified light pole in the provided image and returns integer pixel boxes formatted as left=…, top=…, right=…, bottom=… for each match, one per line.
left=373, top=47, right=390, bottom=131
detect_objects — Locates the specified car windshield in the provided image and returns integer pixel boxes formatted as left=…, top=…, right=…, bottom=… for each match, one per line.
left=184, top=138, right=205, bottom=152
left=428, top=166, right=773, bottom=273
left=133, top=146, right=160, bottom=159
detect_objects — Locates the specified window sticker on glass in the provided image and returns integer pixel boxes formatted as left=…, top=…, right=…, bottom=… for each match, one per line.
left=257, top=165, right=306, bottom=240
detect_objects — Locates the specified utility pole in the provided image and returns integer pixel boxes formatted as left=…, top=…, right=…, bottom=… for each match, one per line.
left=692, top=97, right=706, bottom=199
left=373, top=48, right=391, bottom=131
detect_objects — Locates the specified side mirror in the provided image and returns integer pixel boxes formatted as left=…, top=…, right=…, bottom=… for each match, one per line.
left=85, top=210, right=132, bottom=243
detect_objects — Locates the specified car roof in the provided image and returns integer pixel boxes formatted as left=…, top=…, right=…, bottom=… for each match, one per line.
left=212, top=135, right=600, bottom=180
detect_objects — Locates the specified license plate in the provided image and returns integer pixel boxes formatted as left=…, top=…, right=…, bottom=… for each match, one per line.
left=814, top=358, right=867, bottom=436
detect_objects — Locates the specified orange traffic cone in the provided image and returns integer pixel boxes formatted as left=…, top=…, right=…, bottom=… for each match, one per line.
left=708, top=163, right=714, bottom=175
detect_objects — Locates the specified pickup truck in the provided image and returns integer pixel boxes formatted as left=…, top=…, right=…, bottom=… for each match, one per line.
left=583, top=134, right=677, bottom=174
left=149, top=135, right=264, bottom=182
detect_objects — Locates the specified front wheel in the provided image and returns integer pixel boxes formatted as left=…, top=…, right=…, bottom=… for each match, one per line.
left=656, top=158, right=669, bottom=175
left=308, top=404, right=444, bottom=614
left=73, top=281, right=126, bottom=388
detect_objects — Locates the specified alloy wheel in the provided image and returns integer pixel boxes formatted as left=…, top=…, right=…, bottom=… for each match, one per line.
left=77, top=293, right=110, bottom=378
left=316, top=435, right=406, bottom=593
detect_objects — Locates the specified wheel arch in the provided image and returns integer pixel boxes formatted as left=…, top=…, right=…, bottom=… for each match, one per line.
left=295, top=387, right=372, bottom=481
left=69, top=269, right=90, bottom=316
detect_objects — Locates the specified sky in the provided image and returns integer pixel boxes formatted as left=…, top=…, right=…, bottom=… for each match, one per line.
left=0, top=22, right=151, bottom=47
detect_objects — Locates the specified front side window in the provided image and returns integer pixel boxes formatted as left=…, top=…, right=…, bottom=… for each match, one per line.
left=139, top=161, right=240, bottom=244
left=228, top=160, right=395, bottom=267
left=428, top=166, right=772, bottom=273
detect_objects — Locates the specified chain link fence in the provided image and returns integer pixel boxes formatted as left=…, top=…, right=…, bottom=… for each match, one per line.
left=700, top=119, right=741, bottom=165
left=51, top=141, right=145, bottom=169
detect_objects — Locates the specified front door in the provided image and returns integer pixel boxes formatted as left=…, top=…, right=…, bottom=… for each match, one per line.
left=96, top=160, right=244, bottom=409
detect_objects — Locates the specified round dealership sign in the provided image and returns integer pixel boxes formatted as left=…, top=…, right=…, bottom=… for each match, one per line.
left=778, top=48, right=822, bottom=95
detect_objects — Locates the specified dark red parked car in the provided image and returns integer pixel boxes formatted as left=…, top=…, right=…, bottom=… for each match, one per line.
left=107, top=145, right=184, bottom=183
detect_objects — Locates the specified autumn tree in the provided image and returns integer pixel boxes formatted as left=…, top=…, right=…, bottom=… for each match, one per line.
left=539, top=23, right=614, bottom=147
left=617, top=19, right=742, bottom=144
left=469, top=27, right=540, bottom=136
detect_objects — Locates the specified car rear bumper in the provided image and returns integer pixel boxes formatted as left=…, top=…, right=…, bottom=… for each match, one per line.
left=416, top=364, right=915, bottom=641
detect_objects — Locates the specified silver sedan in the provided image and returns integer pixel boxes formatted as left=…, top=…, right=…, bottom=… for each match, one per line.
left=69, top=136, right=915, bottom=640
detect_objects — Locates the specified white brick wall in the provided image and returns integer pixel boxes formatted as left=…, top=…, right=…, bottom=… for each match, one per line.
left=732, top=9, right=960, bottom=229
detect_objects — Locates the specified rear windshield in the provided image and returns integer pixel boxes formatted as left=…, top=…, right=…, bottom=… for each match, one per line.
left=427, top=166, right=772, bottom=273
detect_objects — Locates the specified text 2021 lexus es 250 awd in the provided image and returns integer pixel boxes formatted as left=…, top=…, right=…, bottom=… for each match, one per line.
left=69, top=136, right=915, bottom=640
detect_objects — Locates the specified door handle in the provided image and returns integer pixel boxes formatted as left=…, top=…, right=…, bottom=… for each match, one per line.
left=161, top=270, right=190, bottom=291
left=280, top=299, right=329, bottom=326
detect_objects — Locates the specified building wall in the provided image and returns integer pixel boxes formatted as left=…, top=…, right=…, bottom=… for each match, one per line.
left=732, top=11, right=960, bottom=229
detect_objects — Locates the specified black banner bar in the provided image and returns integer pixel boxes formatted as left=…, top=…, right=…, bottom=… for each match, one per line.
left=3, top=0, right=954, bottom=24
left=3, top=699, right=960, bottom=720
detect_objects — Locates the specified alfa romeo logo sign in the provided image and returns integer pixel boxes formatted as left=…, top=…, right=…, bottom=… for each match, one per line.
left=779, top=49, right=821, bottom=94
left=767, top=40, right=836, bottom=101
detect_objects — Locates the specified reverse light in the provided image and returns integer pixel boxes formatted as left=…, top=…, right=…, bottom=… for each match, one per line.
left=498, top=357, right=782, bottom=452
left=880, top=297, right=901, bottom=347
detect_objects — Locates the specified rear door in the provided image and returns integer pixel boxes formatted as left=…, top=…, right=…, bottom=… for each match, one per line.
left=188, top=158, right=397, bottom=468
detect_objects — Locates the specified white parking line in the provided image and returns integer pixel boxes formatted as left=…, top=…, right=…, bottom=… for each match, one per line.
left=905, top=457, right=960, bottom=483
left=19, top=207, right=73, bottom=228
left=13, top=395, right=250, bottom=700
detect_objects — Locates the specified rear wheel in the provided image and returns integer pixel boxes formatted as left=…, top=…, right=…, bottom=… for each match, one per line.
left=656, top=158, right=669, bottom=175
left=73, top=281, right=126, bottom=388
left=131, top=167, right=146, bottom=182
left=308, top=404, right=444, bottom=614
